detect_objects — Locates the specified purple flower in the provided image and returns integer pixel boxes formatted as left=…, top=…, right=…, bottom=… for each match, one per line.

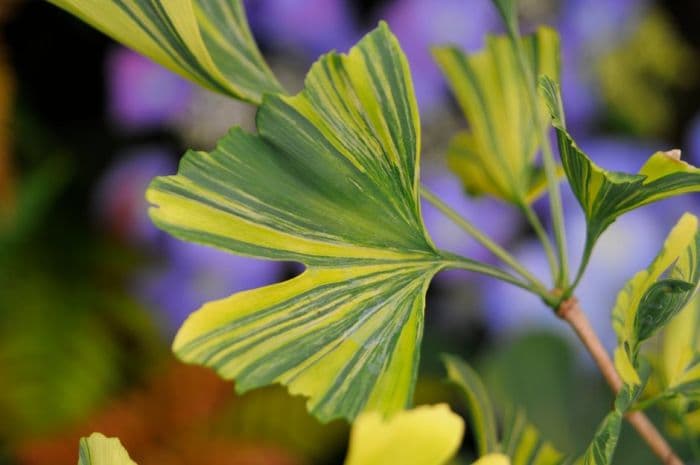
left=94, top=147, right=281, bottom=333
left=556, top=0, right=648, bottom=131
left=246, top=0, right=359, bottom=57
left=685, top=113, right=700, bottom=166
left=106, top=47, right=194, bottom=131
left=93, top=147, right=176, bottom=245
left=136, top=237, right=282, bottom=333
left=378, top=0, right=498, bottom=112
left=421, top=167, right=520, bottom=281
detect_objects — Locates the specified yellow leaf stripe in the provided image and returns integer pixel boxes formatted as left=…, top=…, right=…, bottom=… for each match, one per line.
left=345, top=404, right=464, bottom=465
left=660, top=294, right=700, bottom=395
left=444, top=357, right=566, bottom=465
left=540, top=76, right=700, bottom=250
left=147, top=24, right=481, bottom=422
left=78, top=433, right=137, bottom=465
left=611, top=213, right=700, bottom=386
left=434, top=28, right=560, bottom=204
left=48, top=0, right=282, bottom=104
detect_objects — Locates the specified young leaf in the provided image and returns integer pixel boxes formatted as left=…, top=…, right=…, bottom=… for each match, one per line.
left=580, top=411, right=622, bottom=465
left=611, top=213, right=700, bottom=382
left=443, top=354, right=500, bottom=456
left=443, top=356, right=566, bottom=465
left=540, top=76, right=700, bottom=251
left=48, top=0, right=283, bottom=104
left=147, top=24, right=479, bottom=422
left=434, top=28, right=560, bottom=205
left=344, top=404, right=464, bottom=465
left=658, top=294, right=700, bottom=397
left=501, top=409, right=566, bottom=465
left=78, top=433, right=137, bottom=465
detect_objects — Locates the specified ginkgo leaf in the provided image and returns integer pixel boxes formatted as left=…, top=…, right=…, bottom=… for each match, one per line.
left=147, top=23, right=493, bottom=423
left=580, top=411, right=622, bottom=465
left=659, top=294, right=700, bottom=397
left=501, top=409, right=566, bottom=465
left=48, top=0, right=283, bottom=104
left=443, top=356, right=566, bottom=465
left=473, top=455, right=512, bottom=465
left=611, top=213, right=700, bottom=386
left=540, top=76, right=700, bottom=254
left=434, top=27, right=560, bottom=204
left=344, top=404, right=464, bottom=465
left=443, top=354, right=499, bottom=456
left=78, top=433, right=137, bottom=465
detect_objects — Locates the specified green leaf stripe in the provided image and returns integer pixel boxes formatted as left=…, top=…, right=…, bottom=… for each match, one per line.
left=502, top=409, right=566, bottom=465
left=48, top=0, right=282, bottom=104
left=581, top=411, right=622, bottom=465
left=443, top=354, right=500, bottom=456
left=434, top=28, right=559, bottom=204
left=147, top=24, right=457, bottom=422
left=540, top=76, right=700, bottom=249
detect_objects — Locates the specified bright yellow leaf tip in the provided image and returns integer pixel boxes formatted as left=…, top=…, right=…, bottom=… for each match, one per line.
left=472, top=454, right=512, bottom=465
left=78, top=433, right=137, bottom=465
left=344, top=404, right=464, bottom=465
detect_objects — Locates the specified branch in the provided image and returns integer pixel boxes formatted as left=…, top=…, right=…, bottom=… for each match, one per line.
left=557, top=298, right=684, bottom=465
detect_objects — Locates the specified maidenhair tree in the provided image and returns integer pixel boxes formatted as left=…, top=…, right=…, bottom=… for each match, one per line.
left=48, top=0, right=700, bottom=464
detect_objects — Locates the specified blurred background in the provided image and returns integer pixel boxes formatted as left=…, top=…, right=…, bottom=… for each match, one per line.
left=1, top=0, right=700, bottom=464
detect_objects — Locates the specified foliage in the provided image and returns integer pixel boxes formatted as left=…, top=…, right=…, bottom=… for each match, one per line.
left=434, top=27, right=559, bottom=204
left=47, top=0, right=282, bottom=103
left=43, top=0, right=700, bottom=463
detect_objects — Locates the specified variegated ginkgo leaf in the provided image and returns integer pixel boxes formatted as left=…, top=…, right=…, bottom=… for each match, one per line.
left=433, top=27, right=560, bottom=205
left=540, top=76, right=700, bottom=254
left=611, top=213, right=700, bottom=387
left=443, top=354, right=499, bottom=456
left=344, top=404, right=464, bottom=465
left=658, top=293, right=700, bottom=397
left=78, top=433, right=137, bottom=465
left=444, top=356, right=566, bottom=465
left=147, top=24, right=491, bottom=422
left=48, top=0, right=282, bottom=104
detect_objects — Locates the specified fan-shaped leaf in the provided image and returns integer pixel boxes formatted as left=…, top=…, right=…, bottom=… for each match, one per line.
left=540, top=76, right=700, bottom=250
left=434, top=28, right=560, bottom=204
left=48, top=0, right=282, bottom=104
left=344, top=404, right=464, bottom=465
left=78, top=433, right=137, bottom=465
left=148, top=24, right=487, bottom=422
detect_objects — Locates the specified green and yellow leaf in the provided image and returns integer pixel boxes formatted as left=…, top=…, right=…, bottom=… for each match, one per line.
left=434, top=27, right=560, bottom=204
left=473, top=455, right=512, bottom=465
left=48, top=0, right=283, bottom=104
left=344, top=404, right=464, bottom=465
left=147, top=24, right=487, bottom=422
left=443, top=354, right=499, bottom=456
left=78, top=433, right=137, bottom=465
left=611, top=213, right=699, bottom=386
left=443, top=356, right=566, bottom=465
left=658, top=294, right=700, bottom=397
left=580, top=411, right=622, bottom=465
left=540, top=76, right=700, bottom=250
left=501, top=409, right=566, bottom=465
